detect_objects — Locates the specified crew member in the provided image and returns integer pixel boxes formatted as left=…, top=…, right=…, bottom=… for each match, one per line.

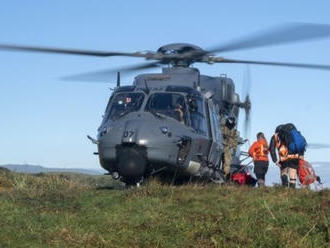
left=174, top=103, right=184, bottom=124
left=248, top=132, right=269, bottom=187
left=221, top=117, right=239, bottom=180
left=269, top=125, right=301, bottom=188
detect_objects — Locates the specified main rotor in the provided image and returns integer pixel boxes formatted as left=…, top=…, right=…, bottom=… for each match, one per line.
left=2, top=23, right=330, bottom=81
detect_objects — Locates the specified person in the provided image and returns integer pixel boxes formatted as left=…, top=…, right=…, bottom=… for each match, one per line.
left=248, top=132, right=269, bottom=187
left=269, top=124, right=302, bottom=188
left=221, top=117, right=239, bottom=180
left=174, top=103, right=184, bottom=123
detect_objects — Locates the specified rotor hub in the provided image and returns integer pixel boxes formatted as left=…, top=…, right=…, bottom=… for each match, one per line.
left=157, top=43, right=207, bottom=67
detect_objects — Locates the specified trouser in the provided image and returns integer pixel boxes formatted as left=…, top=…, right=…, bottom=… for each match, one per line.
left=254, top=161, right=269, bottom=187
left=280, top=159, right=299, bottom=188
left=223, top=147, right=232, bottom=177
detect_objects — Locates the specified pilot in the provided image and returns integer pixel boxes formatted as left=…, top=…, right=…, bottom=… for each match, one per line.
left=221, top=116, right=239, bottom=181
left=174, top=103, right=185, bottom=123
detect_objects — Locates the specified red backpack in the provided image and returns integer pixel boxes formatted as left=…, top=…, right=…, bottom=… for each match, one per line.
left=298, top=159, right=317, bottom=185
left=231, top=172, right=256, bottom=186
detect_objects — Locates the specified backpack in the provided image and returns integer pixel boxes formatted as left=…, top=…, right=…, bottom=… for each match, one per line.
left=231, top=172, right=257, bottom=186
left=288, top=130, right=307, bottom=154
left=298, top=160, right=316, bottom=185
left=278, top=123, right=306, bottom=155
left=278, top=123, right=295, bottom=147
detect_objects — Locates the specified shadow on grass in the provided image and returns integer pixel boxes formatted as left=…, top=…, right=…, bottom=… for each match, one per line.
left=96, top=184, right=126, bottom=190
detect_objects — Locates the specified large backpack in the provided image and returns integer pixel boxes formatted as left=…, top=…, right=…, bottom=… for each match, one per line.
left=288, top=129, right=307, bottom=154
left=278, top=123, right=306, bottom=155
left=298, top=160, right=316, bottom=185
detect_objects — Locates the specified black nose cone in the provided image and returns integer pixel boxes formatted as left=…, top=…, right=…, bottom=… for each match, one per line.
left=117, top=147, right=147, bottom=178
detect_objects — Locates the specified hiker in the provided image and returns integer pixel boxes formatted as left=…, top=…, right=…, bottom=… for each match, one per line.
left=270, top=123, right=306, bottom=188
left=248, top=132, right=269, bottom=187
left=221, top=116, right=239, bottom=181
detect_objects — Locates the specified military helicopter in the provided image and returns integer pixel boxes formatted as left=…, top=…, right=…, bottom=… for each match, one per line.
left=2, top=23, right=330, bottom=185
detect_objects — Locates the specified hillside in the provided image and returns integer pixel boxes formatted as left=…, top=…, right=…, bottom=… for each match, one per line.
left=0, top=170, right=329, bottom=248
left=1, top=164, right=104, bottom=175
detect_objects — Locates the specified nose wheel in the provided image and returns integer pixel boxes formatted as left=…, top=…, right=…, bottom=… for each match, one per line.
left=123, top=176, right=145, bottom=188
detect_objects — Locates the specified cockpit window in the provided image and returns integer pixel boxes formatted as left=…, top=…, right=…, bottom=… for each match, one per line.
left=188, top=96, right=208, bottom=136
left=107, top=93, right=145, bottom=121
left=145, top=93, right=187, bottom=124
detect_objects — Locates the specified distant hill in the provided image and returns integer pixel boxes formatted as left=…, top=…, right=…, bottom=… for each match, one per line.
left=0, top=164, right=105, bottom=175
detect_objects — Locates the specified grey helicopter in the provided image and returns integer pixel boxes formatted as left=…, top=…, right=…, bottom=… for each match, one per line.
left=2, top=23, right=330, bottom=185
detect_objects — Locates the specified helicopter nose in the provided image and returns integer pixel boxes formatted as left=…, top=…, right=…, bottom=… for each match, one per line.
left=117, top=147, right=147, bottom=179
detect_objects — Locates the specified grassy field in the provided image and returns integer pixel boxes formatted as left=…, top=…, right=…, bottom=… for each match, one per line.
left=0, top=169, right=329, bottom=248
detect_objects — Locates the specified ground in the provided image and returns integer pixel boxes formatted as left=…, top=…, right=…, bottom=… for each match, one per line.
left=0, top=170, right=329, bottom=248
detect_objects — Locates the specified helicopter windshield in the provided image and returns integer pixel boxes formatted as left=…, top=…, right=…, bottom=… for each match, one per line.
left=188, top=96, right=208, bottom=136
left=107, top=92, right=145, bottom=121
left=145, top=93, right=187, bottom=124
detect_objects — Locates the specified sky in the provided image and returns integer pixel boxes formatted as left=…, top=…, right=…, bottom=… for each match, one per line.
left=0, top=1, right=330, bottom=186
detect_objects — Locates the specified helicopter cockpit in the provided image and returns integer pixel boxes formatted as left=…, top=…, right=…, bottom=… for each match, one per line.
left=103, top=85, right=210, bottom=137
left=107, top=92, right=145, bottom=121
left=145, top=92, right=188, bottom=124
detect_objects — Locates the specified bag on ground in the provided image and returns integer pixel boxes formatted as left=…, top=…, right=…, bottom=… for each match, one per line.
left=298, top=159, right=316, bottom=185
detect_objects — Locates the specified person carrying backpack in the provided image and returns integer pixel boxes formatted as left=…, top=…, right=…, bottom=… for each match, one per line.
left=248, top=132, right=269, bottom=187
left=269, top=123, right=306, bottom=188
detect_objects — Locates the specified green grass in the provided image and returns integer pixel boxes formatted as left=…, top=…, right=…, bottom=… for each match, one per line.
left=0, top=170, right=329, bottom=248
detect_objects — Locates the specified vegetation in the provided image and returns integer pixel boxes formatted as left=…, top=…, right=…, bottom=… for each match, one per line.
left=0, top=169, right=329, bottom=248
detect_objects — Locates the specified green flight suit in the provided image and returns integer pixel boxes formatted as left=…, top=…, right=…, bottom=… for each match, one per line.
left=222, top=125, right=238, bottom=176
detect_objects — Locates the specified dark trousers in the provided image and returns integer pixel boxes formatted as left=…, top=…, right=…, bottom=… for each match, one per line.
left=254, top=161, right=269, bottom=183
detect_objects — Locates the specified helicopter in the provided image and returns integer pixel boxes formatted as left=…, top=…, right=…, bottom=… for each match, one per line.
left=2, top=23, right=330, bottom=185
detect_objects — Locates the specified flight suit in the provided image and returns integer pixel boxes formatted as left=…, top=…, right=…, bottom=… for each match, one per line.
left=222, top=124, right=238, bottom=178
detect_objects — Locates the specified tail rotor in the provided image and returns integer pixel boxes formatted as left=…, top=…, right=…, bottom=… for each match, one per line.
left=240, top=65, right=252, bottom=140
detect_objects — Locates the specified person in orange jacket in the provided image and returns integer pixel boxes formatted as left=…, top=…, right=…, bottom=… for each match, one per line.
left=248, top=132, right=269, bottom=187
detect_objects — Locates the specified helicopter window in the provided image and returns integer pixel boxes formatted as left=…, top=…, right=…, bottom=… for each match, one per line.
left=188, top=97, right=208, bottom=136
left=145, top=93, right=187, bottom=124
left=209, top=102, right=222, bottom=143
left=107, top=92, right=145, bottom=121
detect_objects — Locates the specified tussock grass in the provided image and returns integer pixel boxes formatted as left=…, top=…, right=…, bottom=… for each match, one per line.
left=0, top=170, right=329, bottom=248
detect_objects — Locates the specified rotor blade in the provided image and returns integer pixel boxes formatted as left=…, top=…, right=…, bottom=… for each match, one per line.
left=307, top=143, right=330, bottom=149
left=208, top=23, right=330, bottom=54
left=243, top=95, right=251, bottom=140
left=243, top=109, right=251, bottom=140
left=0, top=44, right=148, bottom=58
left=310, top=161, right=330, bottom=167
left=212, top=57, right=330, bottom=70
left=62, top=62, right=159, bottom=82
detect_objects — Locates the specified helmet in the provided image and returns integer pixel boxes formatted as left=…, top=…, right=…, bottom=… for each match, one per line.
left=225, top=117, right=236, bottom=129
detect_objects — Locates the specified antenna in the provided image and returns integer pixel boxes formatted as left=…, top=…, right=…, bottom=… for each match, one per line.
left=197, top=70, right=201, bottom=91
left=116, top=72, right=121, bottom=87
left=144, top=80, right=150, bottom=94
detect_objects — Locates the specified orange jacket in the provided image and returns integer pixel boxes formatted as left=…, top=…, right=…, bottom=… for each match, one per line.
left=248, top=138, right=269, bottom=162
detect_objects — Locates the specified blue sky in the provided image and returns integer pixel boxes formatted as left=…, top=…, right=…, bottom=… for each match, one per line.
left=0, top=1, right=330, bottom=185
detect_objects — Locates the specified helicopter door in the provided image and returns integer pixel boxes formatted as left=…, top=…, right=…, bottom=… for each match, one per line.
left=207, top=100, right=223, bottom=166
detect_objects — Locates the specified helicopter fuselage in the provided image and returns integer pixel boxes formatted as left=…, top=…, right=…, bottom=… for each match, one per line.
left=97, top=67, right=240, bottom=184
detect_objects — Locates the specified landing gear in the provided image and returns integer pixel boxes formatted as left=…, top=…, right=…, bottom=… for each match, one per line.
left=124, top=176, right=144, bottom=188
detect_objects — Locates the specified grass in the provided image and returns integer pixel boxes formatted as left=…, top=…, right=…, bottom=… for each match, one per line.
left=0, top=170, right=329, bottom=248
